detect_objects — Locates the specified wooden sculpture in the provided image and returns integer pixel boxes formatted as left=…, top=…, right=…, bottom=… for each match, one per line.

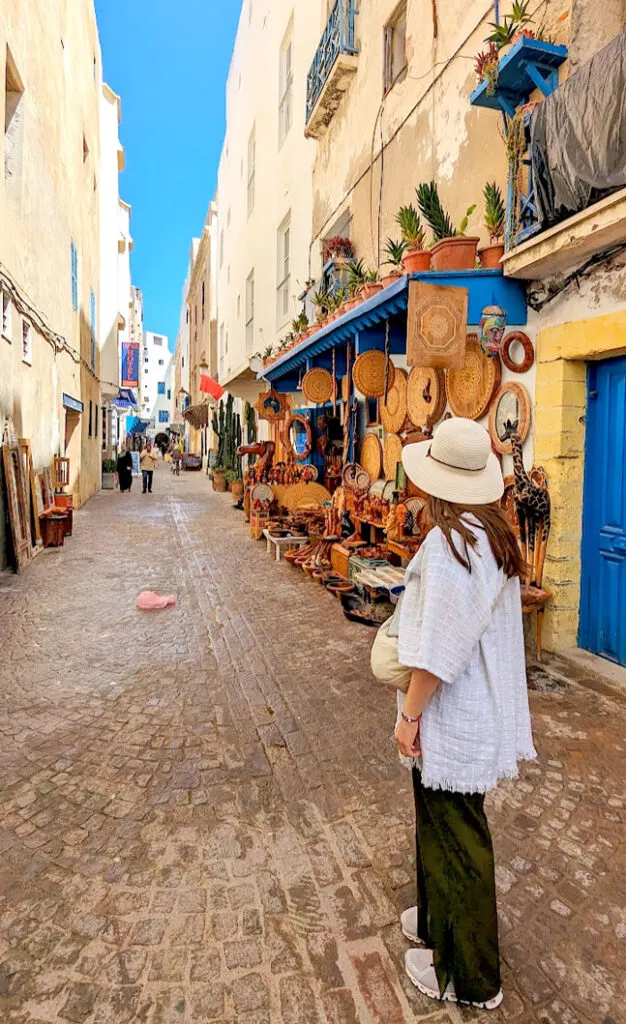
left=237, top=441, right=276, bottom=519
left=503, top=420, right=552, bottom=661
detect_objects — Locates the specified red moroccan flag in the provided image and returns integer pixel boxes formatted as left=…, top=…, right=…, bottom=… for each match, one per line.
left=199, top=374, right=225, bottom=400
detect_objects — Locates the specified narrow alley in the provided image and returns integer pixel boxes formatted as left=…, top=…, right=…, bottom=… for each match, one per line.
left=0, top=466, right=623, bottom=1024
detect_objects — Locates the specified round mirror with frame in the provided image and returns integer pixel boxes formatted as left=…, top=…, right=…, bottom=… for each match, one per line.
left=489, top=382, right=531, bottom=455
left=285, top=414, right=312, bottom=461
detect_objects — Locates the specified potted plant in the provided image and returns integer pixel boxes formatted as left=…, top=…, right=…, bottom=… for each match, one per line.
left=509, top=1, right=536, bottom=43
left=311, top=288, right=329, bottom=326
left=474, top=42, right=499, bottom=95
left=381, top=239, right=408, bottom=286
left=346, top=259, right=367, bottom=308
left=480, top=182, right=506, bottom=268
left=212, top=465, right=227, bottom=492
left=322, top=236, right=354, bottom=264
left=102, top=458, right=117, bottom=490
left=262, top=344, right=275, bottom=367
left=416, top=181, right=478, bottom=271
left=360, top=268, right=383, bottom=300
left=325, top=290, right=342, bottom=321
left=396, top=205, right=431, bottom=273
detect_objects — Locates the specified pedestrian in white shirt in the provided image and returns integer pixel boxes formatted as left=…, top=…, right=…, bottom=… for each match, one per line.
left=394, top=418, right=536, bottom=1010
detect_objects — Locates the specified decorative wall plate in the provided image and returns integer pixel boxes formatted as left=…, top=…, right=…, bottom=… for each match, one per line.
left=380, top=368, right=407, bottom=434
left=343, top=463, right=371, bottom=493
left=353, top=350, right=396, bottom=398
left=407, top=366, right=446, bottom=429
left=383, top=433, right=403, bottom=481
left=382, top=480, right=395, bottom=502
left=360, top=433, right=383, bottom=482
left=501, top=331, right=535, bottom=374
left=445, top=335, right=501, bottom=420
left=302, top=368, right=335, bottom=405
left=251, top=483, right=274, bottom=505
left=407, top=280, right=468, bottom=369
left=301, top=464, right=319, bottom=482
left=489, top=381, right=532, bottom=454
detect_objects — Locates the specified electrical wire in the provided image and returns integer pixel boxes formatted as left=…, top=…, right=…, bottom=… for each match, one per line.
left=526, top=244, right=626, bottom=311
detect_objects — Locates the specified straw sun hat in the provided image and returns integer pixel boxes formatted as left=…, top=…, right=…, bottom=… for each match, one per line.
left=401, top=417, right=504, bottom=505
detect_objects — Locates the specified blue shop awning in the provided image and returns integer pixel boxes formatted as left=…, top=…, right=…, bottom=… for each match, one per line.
left=111, top=388, right=138, bottom=409
left=262, top=270, right=527, bottom=386
left=127, top=417, right=149, bottom=435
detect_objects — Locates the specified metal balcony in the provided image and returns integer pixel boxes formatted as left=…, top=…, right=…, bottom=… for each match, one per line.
left=305, top=0, right=358, bottom=140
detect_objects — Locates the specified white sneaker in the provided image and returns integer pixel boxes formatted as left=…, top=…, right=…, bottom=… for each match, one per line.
left=405, top=949, right=503, bottom=1010
left=400, top=906, right=421, bottom=943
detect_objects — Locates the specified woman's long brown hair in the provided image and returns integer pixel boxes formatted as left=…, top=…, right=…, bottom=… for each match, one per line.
left=426, top=497, right=525, bottom=579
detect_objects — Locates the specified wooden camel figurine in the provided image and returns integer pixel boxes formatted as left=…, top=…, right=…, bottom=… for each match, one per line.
left=502, top=420, right=552, bottom=661
left=237, top=440, right=276, bottom=520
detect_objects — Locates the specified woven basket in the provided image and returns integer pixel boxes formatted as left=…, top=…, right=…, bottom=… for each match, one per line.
left=353, top=350, right=396, bottom=399
left=302, top=368, right=335, bottom=405
left=446, top=335, right=502, bottom=420
left=407, top=367, right=446, bottom=429
left=282, top=482, right=331, bottom=510
left=383, top=433, right=403, bottom=481
left=360, top=433, right=383, bottom=482
left=380, top=367, right=407, bottom=434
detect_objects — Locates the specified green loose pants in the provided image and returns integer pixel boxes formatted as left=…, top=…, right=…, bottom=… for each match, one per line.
left=412, top=768, right=501, bottom=1004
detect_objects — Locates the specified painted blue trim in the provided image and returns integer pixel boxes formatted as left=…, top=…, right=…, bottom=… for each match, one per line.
left=470, top=38, right=568, bottom=113
left=62, top=393, right=84, bottom=413
left=263, top=271, right=527, bottom=382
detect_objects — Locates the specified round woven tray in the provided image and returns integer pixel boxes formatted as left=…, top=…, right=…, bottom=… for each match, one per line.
left=383, top=433, right=403, bottom=481
left=446, top=335, right=501, bottom=420
left=360, top=433, right=383, bottom=482
left=353, top=350, right=396, bottom=399
left=407, top=366, right=446, bottom=429
left=380, top=368, right=407, bottom=434
left=342, top=463, right=371, bottom=493
left=282, top=482, right=331, bottom=510
left=302, top=368, right=335, bottom=405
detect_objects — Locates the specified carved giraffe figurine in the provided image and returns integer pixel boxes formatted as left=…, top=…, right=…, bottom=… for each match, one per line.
left=503, top=420, right=551, bottom=588
left=237, top=441, right=276, bottom=519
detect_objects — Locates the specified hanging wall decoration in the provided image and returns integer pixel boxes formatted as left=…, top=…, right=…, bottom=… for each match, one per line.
left=446, top=335, right=501, bottom=420
left=302, top=368, right=335, bottom=406
left=488, top=381, right=532, bottom=455
left=255, top=389, right=289, bottom=424
left=383, top=433, right=403, bottom=481
left=478, top=304, right=507, bottom=358
left=407, top=280, right=468, bottom=369
left=501, top=331, right=535, bottom=374
left=380, top=367, right=407, bottom=435
left=353, top=350, right=396, bottom=399
left=406, top=366, right=446, bottom=429
left=360, top=433, right=383, bottom=483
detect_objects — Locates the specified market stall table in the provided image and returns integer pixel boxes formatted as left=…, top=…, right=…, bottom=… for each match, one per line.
left=263, top=530, right=310, bottom=562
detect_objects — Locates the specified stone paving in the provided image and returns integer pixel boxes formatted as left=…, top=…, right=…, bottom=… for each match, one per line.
left=0, top=464, right=624, bottom=1024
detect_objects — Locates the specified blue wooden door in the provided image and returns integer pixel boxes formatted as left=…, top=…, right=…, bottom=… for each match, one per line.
left=580, top=356, right=626, bottom=666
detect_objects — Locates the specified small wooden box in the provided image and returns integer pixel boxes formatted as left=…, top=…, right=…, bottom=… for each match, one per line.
left=250, top=512, right=269, bottom=541
left=331, top=543, right=350, bottom=580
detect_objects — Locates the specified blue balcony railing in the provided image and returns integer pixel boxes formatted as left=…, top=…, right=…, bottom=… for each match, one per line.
left=306, top=0, right=358, bottom=124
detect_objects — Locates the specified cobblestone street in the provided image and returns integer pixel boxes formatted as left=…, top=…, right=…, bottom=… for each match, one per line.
left=0, top=465, right=624, bottom=1024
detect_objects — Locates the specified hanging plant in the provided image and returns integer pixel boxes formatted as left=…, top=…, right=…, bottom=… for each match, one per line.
left=505, top=108, right=527, bottom=245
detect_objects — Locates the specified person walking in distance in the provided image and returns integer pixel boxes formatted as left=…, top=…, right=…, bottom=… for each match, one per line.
left=393, top=418, right=536, bottom=1010
left=140, top=442, right=158, bottom=494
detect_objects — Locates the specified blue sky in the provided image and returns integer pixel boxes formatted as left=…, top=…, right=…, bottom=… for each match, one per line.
left=95, top=0, right=241, bottom=351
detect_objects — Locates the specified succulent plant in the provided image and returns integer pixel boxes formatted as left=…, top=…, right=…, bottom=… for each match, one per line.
left=483, top=182, right=506, bottom=243
left=396, top=205, right=427, bottom=250
left=383, top=238, right=408, bottom=267
left=416, top=182, right=455, bottom=241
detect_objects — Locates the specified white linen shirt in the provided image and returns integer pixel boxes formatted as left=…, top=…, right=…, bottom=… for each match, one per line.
left=398, top=522, right=537, bottom=794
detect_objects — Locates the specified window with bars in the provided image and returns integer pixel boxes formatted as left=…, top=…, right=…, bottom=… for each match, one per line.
left=247, top=127, right=256, bottom=217
left=202, top=280, right=206, bottom=321
left=277, top=214, right=291, bottom=325
left=383, top=1, right=408, bottom=95
left=245, top=270, right=255, bottom=350
left=88, top=400, right=93, bottom=437
left=21, top=318, right=32, bottom=364
left=1, top=289, right=12, bottom=342
left=279, top=34, right=293, bottom=145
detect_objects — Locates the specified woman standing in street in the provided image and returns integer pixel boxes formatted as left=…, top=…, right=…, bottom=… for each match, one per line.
left=116, top=442, right=133, bottom=493
left=140, top=442, right=158, bottom=494
left=394, top=418, right=536, bottom=1010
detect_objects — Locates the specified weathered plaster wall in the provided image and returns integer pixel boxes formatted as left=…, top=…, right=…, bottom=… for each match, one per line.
left=569, top=0, right=626, bottom=70
left=0, top=0, right=102, bottom=509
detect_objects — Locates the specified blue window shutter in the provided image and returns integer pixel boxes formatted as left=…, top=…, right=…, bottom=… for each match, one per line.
left=157, top=381, right=165, bottom=395
left=159, top=410, right=169, bottom=423
left=90, top=290, right=96, bottom=368
left=71, top=242, right=78, bottom=311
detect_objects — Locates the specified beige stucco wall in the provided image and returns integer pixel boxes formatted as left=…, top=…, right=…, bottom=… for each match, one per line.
left=216, top=0, right=320, bottom=393
left=0, top=0, right=103, bottom=510
left=186, top=204, right=217, bottom=455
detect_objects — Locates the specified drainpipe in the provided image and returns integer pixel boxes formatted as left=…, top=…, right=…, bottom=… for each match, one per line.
left=494, top=0, right=500, bottom=24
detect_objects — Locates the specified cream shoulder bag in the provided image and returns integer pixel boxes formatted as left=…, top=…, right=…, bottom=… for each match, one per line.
left=370, top=593, right=413, bottom=694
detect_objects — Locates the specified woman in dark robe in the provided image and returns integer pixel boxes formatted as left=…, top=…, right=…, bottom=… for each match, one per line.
left=116, top=445, right=133, bottom=493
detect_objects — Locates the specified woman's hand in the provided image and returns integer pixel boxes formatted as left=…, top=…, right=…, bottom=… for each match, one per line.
left=395, top=718, right=421, bottom=758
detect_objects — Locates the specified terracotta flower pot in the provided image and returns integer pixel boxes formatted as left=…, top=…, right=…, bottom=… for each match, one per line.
left=360, top=283, right=384, bottom=300
left=213, top=471, right=227, bottom=493
left=430, top=237, right=480, bottom=272
left=345, top=297, right=360, bottom=311
left=231, top=480, right=244, bottom=500
left=381, top=271, right=402, bottom=288
left=479, top=243, right=505, bottom=269
left=402, top=250, right=432, bottom=274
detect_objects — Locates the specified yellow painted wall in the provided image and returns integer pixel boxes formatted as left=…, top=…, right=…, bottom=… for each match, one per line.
left=0, top=0, right=102, bottom=510
left=535, top=311, right=626, bottom=649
